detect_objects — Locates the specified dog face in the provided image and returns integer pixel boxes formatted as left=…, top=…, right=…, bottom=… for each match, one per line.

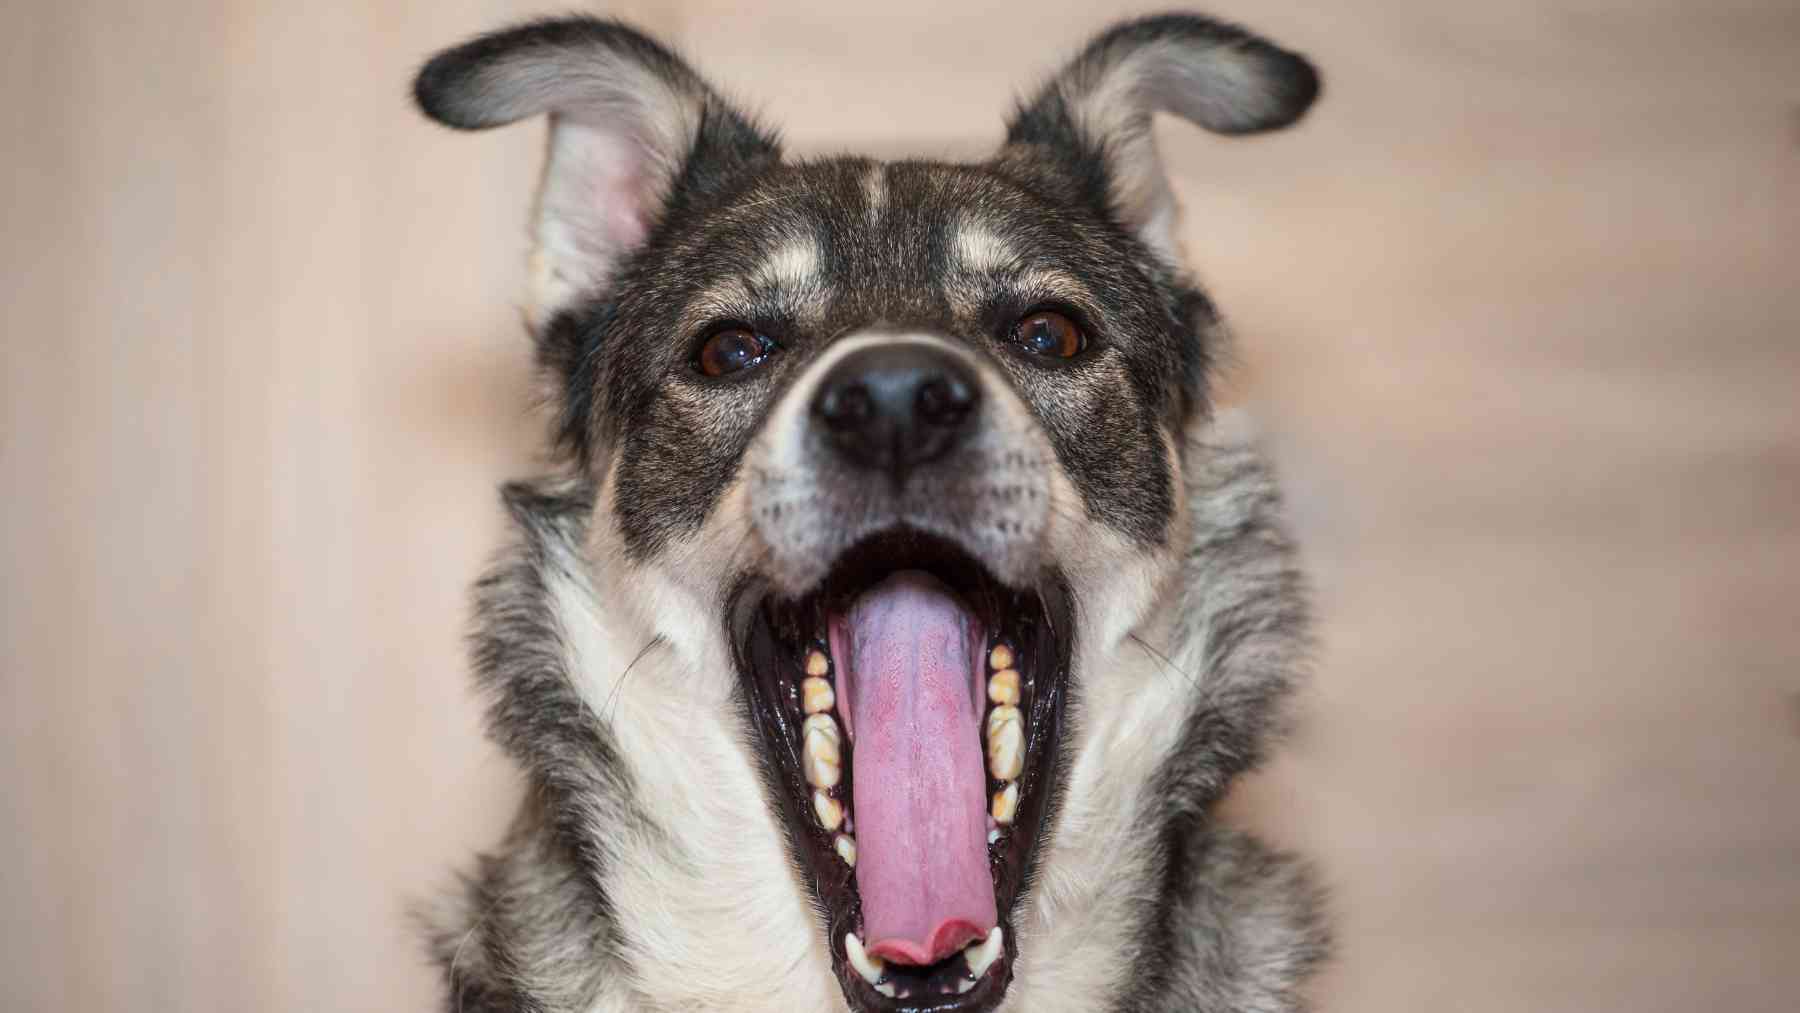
left=418, top=15, right=1315, bottom=1011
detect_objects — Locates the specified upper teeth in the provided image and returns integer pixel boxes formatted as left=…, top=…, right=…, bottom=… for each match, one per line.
left=984, top=641, right=1024, bottom=827
left=803, top=712, right=842, bottom=789
left=987, top=668, right=1020, bottom=706
left=990, top=781, right=1019, bottom=825
left=813, top=790, right=844, bottom=831
left=800, top=648, right=846, bottom=839
left=986, top=705, right=1024, bottom=781
left=802, top=676, right=835, bottom=714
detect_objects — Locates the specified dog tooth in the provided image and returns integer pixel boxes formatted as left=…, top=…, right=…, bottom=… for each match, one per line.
left=987, top=668, right=1020, bottom=706
left=845, top=932, right=886, bottom=986
left=987, top=827, right=1001, bottom=845
left=988, top=643, right=1014, bottom=672
left=813, top=790, right=843, bottom=831
left=834, top=834, right=857, bottom=867
left=985, top=704, right=1021, bottom=740
left=991, top=781, right=1019, bottom=825
left=803, top=714, right=841, bottom=789
left=957, top=978, right=977, bottom=994
left=964, top=926, right=1004, bottom=980
left=801, top=676, right=835, bottom=714
left=986, top=705, right=1024, bottom=780
left=805, top=649, right=830, bottom=677
left=804, top=712, right=839, bottom=740
left=876, top=984, right=897, bottom=998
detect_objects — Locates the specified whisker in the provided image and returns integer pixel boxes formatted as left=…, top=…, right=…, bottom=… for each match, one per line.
left=1128, top=631, right=1200, bottom=692
left=601, top=635, right=666, bottom=726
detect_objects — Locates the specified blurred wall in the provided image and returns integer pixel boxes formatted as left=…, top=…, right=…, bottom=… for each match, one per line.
left=3, top=1, right=1797, bottom=1010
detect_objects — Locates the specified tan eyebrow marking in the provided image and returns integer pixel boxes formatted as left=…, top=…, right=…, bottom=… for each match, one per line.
left=748, top=235, right=822, bottom=293
left=953, top=222, right=1019, bottom=275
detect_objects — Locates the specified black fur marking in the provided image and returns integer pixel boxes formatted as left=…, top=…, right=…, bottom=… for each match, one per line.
left=538, top=303, right=613, bottom=466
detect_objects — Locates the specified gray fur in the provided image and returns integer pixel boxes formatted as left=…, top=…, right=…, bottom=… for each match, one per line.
left=420, top=432, right=1327, bottom=1011
left=1162, top=432, right=1316, bottom=815
left=412, top=11, right=1328, bottom=1012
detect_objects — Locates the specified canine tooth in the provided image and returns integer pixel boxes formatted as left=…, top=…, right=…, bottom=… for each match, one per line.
left=988, top=643, right=1014, bottom=672
left=986, top=705, right=1024, bottom=780
left=813, top=790, right=843, bottom=831
left=801, top=676, right=835, bottom=714
left=845, top=932, right=885, bottom=985
left=964, top=926, right=1004, bottom=979
left=803, top=714, right=841, bottom=788
left=991, top=781, right=1019, bottom=825
left=805, top=649, right=830, bottom=677
left=834, top=834, right=857, bottom=867
left=876, top=984, right=897, bottom=998
left=987, top=668, right=1020, bottom=706
left=987, top=827, right=1000, bottom=845
left=957, top=978, right=976, bottom=994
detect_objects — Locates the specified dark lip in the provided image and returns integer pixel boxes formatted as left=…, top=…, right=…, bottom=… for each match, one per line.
left=728, top=529, right=1075, bottom=1013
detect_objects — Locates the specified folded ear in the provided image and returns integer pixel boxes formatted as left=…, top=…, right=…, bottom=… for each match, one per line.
left=1002, top=14, right=1319, bottom=265
left=414, top=17, right=779, bottom=326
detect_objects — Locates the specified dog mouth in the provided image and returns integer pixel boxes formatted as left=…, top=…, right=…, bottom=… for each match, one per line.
left=732, top=529, right=1072, bottom=1012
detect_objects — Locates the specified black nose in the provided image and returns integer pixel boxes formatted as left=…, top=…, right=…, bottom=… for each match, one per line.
left=811, top=343, right=980, bottom=484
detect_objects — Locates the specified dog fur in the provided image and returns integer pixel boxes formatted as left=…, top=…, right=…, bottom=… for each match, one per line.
left=412, top=12, right=1328, bottom=1012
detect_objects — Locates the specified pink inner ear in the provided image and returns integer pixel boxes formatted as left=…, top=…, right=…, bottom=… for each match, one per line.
left=540, top=118, right=660, bottom=285
left=598, top=159, right=649, bottom=253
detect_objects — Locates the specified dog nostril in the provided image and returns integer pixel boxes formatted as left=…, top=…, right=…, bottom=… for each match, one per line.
left=916, top=376, right=975, bottom=427
left=816, top=383, right=874, bottom=432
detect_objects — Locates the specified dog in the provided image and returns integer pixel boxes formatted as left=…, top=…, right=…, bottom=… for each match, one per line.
left=412, top=11, right=1326, bottom=1012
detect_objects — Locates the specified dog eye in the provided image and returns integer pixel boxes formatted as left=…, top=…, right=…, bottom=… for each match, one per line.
left=696, top=327, right=777, bottom=377
left=1009, top=310, right=1085, bottom=359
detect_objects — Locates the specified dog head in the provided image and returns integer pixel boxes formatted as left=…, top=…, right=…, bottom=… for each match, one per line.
left=417, top=14, right=1315, bottom=1010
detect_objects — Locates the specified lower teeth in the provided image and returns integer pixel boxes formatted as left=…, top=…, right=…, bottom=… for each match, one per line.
left=964, top=927, right=1004, bottom=980
left=845, top=932, right=888, bottom=990
left=842, top=926, right=1006, bottom=997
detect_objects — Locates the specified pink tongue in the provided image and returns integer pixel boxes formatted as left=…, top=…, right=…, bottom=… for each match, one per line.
left=837, top=571, right=996, bottom=966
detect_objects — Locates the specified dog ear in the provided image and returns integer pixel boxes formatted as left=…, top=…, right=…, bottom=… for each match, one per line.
left=1001, top=14, right=1318, bottom=265
left=414, top=17, right=779, bottom=326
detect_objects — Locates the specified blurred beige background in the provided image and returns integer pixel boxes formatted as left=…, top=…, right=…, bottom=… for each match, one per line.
left=4, top=1, right=1798, bottom=1010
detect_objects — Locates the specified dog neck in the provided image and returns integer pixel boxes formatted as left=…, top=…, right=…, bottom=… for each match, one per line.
left=445, top=413, right=1322, bottom=1011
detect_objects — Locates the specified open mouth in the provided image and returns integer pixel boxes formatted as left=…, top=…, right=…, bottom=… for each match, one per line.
left=732, top=529, right=1072, bottom=1012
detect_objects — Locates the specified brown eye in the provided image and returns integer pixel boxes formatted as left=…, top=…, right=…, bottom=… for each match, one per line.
left=696, top=327, right=776, bottom=377
left=1011, top=310, right=1085, bottom=359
